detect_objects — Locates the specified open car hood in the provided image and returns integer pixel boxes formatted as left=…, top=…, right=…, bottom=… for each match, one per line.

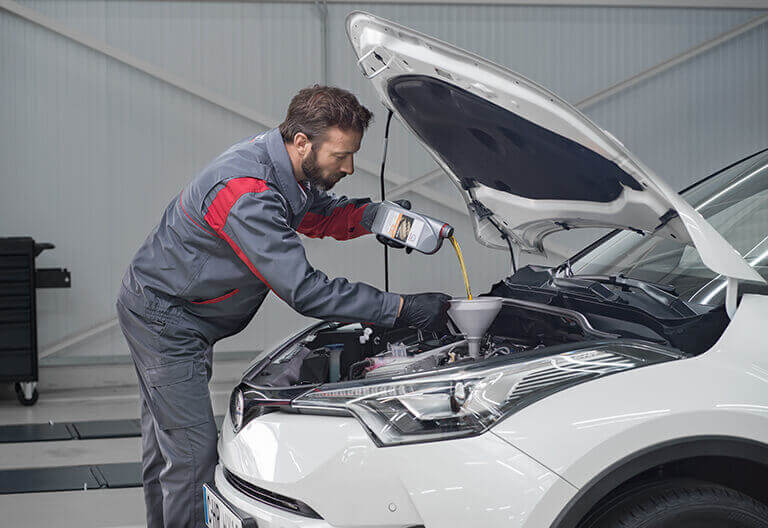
left=347, top=12, right=763, bottom=283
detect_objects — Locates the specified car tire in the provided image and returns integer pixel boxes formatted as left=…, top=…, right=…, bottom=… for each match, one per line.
left=587, top=479, right=768, bottom=528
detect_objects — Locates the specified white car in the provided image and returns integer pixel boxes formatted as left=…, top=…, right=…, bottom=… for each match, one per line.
left=204, top=12, right=768, bottom=528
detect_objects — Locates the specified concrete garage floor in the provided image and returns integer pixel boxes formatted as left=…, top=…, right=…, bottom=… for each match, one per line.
left=0, top=380, right=233, bottom=527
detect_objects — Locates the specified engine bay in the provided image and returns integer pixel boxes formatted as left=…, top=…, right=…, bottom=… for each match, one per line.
left=246, top=323, right=535, bottom=387
left=244, top=290, right=604, bottom=388
left=244, top=265, right=730, bottom=389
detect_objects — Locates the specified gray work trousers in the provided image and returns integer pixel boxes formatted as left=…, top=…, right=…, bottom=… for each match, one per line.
left=116, top=299, right=217, bottom=528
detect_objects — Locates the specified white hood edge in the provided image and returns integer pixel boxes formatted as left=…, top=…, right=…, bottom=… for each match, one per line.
left=346, top=11, right=764, bottom=283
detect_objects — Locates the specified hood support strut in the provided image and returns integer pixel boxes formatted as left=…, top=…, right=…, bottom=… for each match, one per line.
left=726, top=277, right=739, bottom=320
left=380, top=110, right=394, bottom=292
left=469, top=200, right=517, bottom=274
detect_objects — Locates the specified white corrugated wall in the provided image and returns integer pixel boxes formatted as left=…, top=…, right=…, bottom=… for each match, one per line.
left=1, top=1, right=766, bottom=372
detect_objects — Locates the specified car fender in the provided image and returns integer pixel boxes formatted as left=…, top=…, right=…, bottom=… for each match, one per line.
left=491, top=294, right=768, bottom=522
left=546, top=435, right=768, bottom=528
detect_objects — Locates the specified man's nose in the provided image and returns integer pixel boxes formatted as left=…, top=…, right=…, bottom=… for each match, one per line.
left=341, top=156, right=354, bottom=175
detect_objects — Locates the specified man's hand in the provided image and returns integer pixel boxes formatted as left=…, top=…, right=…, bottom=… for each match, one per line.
left=394, top=292, right=451, bottom=332
left=376, top=199, right=414, bottom=253
left=391, top=199, right=411, bottom=210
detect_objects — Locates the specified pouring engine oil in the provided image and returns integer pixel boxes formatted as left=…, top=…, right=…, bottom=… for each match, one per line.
left=370, top=201, right=455, bottom=254
left=449, top=235, right=472, bottom=299
left=370, top=201, right=472, bottom=297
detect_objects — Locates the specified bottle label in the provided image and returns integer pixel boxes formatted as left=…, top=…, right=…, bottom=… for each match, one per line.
left=383, top=210, right=425, bottom=247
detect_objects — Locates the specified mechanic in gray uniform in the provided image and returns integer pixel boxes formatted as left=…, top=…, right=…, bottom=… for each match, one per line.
left=116, top=85, right=450, bottom=528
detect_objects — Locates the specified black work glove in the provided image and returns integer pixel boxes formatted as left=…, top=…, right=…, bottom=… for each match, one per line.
left=394, top=292, right=451, bottom=332
left=376, top=199, right=414, bottom=253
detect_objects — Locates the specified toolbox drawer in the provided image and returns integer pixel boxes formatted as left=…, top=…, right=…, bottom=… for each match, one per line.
left=0, top=351, right=33, bottom=379
left=0, top=296, right=32, bottom=310
left=0, top=322, right=33, bottom=349
left=0, top=237, right=37, bottom=383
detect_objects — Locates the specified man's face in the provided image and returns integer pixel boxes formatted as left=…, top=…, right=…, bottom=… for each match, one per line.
left=301, top=127, right=362, bottom=191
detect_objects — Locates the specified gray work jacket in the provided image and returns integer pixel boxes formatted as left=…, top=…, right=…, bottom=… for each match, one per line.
left=118, top=128, right=400, bottom=344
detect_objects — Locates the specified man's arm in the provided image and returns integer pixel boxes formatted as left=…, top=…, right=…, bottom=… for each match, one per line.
left=297, top=190, right=378, bottom=240
left=205, top=179, right=400, bottom=326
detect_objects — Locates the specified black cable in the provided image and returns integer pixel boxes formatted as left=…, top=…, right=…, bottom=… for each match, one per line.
left=380, top=110, right=394, bottom=292
left=489, top=217, right=517, bottom=273
left=505, top=233, right=517, bottom=273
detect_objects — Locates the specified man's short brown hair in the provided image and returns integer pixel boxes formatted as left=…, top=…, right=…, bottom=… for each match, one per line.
left=279, top=85, right=373, bottom=144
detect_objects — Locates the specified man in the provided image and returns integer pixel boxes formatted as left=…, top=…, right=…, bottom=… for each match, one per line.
left=116, top=85, right=450, bottom=528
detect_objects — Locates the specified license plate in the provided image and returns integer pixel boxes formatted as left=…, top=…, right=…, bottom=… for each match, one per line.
left=203, top=482, right=257, bottom=528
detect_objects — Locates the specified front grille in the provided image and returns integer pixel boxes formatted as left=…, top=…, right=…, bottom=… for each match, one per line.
left=224, top=468, right=322, bottom=519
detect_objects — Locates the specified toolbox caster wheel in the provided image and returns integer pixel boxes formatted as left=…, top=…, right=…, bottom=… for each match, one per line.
left=15, top=382, right=38, bottom=406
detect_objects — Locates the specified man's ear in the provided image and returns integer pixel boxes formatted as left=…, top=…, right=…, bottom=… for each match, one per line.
left=293, top=132, right=311, bottom=156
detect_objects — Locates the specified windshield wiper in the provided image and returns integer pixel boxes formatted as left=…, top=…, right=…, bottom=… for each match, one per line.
left=550, top=277, right=626, bottom=303
left=571, top=274, right=696, bottom=316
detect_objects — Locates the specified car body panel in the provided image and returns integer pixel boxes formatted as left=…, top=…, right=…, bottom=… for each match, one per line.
left=492, top=294, right=768, bottom=488
left=346, top=11, right=763, bottom=283
left=219, top=410, right=576, bottom=527
left=214, top=464, right=333, bottom=528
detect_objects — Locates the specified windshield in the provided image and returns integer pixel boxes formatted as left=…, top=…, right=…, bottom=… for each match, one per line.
left=571, top=150, right=768, bottom=305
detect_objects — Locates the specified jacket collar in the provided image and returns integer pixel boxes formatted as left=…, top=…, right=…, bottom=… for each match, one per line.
left=265, top=128, right=309, bottom=215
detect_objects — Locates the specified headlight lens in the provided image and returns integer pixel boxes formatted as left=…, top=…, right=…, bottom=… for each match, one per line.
left=230, top=387, right=244, bottom=433
left=228, top=384, right=308, bottom=434
left=293, top=343, right=679, bottom=446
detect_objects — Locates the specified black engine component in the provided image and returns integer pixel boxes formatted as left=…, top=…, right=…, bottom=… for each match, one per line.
left=491, top=268, right=730, bottom=355
left=308, top=327, right=373, bottom=382
left=249, top=345, right=314, bottom=387
left=298, top=354, right=330, bottom=385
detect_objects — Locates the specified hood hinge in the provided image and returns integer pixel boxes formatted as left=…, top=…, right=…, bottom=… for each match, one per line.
left=468, top=200, right=494, bottom=219
left=655, top=209, right=679, bottom=231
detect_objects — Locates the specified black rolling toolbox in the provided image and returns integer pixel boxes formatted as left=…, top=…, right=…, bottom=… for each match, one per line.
left=0, top=237, right=70, bottom=405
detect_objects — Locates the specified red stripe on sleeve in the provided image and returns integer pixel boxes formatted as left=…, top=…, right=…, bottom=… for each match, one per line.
left=298, top=203, right=370, bottom=240
left=203, top=177, right=280, bottom=295
left=204, top=177, right=270, bottom=232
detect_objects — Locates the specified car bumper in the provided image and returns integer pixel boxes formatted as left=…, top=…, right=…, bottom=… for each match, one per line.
left=214, top=465, right=332, bottom=528
left=216, top=410, right=577, bottom=528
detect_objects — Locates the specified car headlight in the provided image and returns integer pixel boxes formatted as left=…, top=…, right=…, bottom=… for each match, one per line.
left=228, top=383, right=306, bottom=434
left=292, top=342, right=680, bottom=447
left=230, top=387, right=245, bottom=433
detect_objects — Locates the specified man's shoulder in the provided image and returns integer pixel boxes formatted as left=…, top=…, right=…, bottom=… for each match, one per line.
left=186, top=146, right=277, bottom=212
left=194, top=141, right=276, bottom=187
left=220, top=135, right=275, bottom=171
left=242, top=133, right=274, bottom=163
left=204, top=176, right=289, bottom=233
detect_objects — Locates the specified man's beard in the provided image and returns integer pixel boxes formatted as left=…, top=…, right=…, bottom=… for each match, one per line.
left=301, top=148, right=341, bottom=191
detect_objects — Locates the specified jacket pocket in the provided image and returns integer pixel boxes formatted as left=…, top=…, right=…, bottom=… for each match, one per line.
left=144, top=360, right=212, bottom=430
left=190, top=288, right=239, bottom=305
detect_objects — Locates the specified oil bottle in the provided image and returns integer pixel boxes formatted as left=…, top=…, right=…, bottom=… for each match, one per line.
left=371, top=201, right=472, bottom=299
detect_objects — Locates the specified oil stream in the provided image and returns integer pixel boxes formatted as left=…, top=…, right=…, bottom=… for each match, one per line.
left=449, top=235, right=472, bottom=300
